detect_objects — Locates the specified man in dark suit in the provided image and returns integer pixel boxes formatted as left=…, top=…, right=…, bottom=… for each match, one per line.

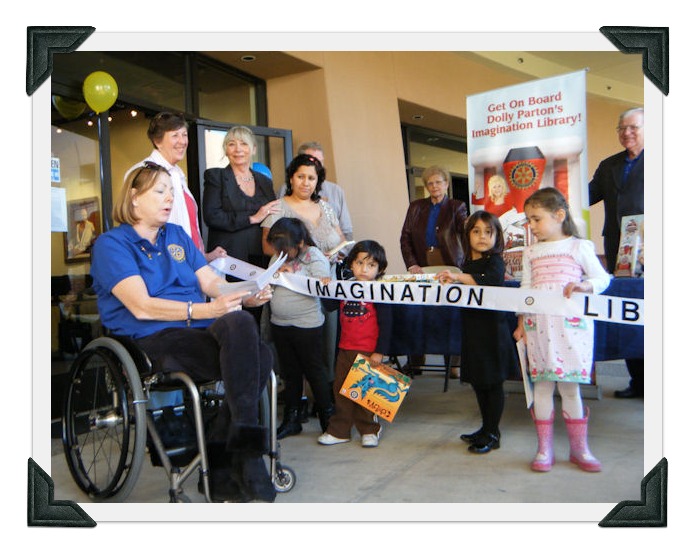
left=589, top=107, right=644, bottom=398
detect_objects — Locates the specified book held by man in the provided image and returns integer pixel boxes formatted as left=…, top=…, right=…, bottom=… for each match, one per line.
left=615, top=215, right=644, bottom=278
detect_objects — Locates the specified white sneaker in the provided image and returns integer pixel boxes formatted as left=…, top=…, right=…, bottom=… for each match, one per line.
left=361, top=433, right=380, bottom=448
left=318, top=433, right=350, bottom=445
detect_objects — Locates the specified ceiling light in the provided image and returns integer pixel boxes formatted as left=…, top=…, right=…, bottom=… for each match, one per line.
left=517, top=57, right=524, bottom=64
left=130, top=110, right=138, bottom=117
left=241, top=55, right=256, bottom=62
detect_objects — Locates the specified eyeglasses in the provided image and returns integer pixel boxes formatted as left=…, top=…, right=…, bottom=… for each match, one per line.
left=426, top=179, right=447, bottom=187
left=130, top=161, right=170, bottom=185
left=143, top=161, right=169, bottom=172
left=616, top=125, right=642, bottom=133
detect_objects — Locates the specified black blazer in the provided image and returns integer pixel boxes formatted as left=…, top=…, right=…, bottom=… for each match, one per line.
left=202, top=165, right=276, bottom=264
left=589, top=149, right=644, bottom=272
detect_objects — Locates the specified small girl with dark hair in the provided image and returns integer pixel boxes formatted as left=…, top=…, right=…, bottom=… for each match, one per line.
left=266, top=217, right=335, bottom=439
left=513, top=187, right=610, bottom=472
left=318, top=240, right=393, bottom=448
left=437, top=211, right=519, bottom=454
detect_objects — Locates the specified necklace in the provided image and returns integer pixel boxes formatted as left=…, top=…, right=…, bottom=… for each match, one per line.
left=236, top=173, right=254, bottom=183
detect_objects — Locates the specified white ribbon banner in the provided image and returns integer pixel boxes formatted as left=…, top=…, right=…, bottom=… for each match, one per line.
left=211, top=256, right=644, bottom=327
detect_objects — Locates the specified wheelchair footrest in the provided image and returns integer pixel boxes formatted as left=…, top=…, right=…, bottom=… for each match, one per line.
left=147, top=405, right=199, bottom=467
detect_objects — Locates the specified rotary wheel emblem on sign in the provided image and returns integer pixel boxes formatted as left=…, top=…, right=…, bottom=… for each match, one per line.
left=510, top=162, right=538, bottom=189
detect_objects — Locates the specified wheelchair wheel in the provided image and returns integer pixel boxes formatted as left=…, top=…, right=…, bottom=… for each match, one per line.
left=273, top=466, right=296, bottom=493
left=62, top=337, right=147, bottom=501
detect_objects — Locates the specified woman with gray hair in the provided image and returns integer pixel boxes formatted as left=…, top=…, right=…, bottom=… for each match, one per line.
left=399, top=164, right=468, bottom=375
left=203, top=125, right=280, bottom=269
left=400, top=165, right=468, bottom=272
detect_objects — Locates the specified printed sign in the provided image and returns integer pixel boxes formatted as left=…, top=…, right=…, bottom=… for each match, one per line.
left=51, top=157, right=61, bottom=183
left=467, top=71, right=589, bottom=280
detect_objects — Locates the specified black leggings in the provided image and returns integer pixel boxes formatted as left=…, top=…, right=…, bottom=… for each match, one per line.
left=472, top=382, right=505, bottom=436
left=271, top=323, right=332, bottom=411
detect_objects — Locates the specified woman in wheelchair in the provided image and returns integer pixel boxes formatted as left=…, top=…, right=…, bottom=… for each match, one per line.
left=90, top=161, right=276, bottom=502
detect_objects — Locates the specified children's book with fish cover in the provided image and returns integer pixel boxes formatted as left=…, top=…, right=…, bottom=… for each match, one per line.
left=339, top=354, right=411, bottom=422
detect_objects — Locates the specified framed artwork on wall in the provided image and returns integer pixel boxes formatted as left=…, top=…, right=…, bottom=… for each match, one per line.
left=63, top=196, right=101, bottom=263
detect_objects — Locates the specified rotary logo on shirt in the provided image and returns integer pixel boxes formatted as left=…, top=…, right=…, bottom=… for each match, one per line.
left=167, top=243, right=186, bottom=262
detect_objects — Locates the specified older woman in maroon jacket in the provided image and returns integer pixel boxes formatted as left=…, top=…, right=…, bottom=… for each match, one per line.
left=400, top=165, right=468, bottom=273
left=399, top=165, right=468, bottom=374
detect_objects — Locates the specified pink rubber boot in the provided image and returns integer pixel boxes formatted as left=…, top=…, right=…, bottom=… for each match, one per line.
left=563, top=407, right=602, bottom=472
left=530, top=409, right=555, bottom=472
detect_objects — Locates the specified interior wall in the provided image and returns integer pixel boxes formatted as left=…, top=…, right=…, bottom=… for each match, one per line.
left=322, top=51, right=410, bottom=271
left=267, top=52, right=642, bottom=271
left=392, top=51, right=520, bottom=118
left=265, top=64, right=333, bottom=186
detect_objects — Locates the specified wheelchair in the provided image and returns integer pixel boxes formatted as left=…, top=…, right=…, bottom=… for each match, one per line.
left=61, top=335, right=296, bottom=502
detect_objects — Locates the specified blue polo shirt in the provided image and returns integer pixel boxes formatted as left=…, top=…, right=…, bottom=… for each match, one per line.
left=91, top=223, right=213, bottom=338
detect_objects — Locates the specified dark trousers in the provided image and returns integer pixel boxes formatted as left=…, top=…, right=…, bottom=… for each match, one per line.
left=472, top=382, right=505, bottom=436
left=327, top=349, right=380, bottom=438
left=136, top=310, right=272, bottom=447
left=271, top=323, right=332, bottom=411
left=626, top=358, right=644, bottom=392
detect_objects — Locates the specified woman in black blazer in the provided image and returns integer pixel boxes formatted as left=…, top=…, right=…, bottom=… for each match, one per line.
left=203, top=126, right=280, bottom=268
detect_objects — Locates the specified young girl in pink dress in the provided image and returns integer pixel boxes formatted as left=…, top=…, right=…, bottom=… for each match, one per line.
left=514, top=188, right=611, bottom=472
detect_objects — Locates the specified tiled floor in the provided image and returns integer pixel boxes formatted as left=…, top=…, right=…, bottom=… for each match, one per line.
left=49, top=358, right=644, bottom=508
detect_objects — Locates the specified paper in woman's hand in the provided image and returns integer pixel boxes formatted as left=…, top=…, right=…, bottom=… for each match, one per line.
left=327, top=240, right=356, bottom=260
left=217, top=252, right=287, bottom=295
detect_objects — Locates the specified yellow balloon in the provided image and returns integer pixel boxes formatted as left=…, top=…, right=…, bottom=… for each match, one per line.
left=82, top=71, right=118, bottom=114
left=52, top=95, right=87, bottom=120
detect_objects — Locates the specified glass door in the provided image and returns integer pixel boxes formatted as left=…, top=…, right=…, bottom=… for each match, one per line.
left=192, top=120, right=293, bottom=246
left=403, top=125, right=469, bottom=205
left=51, top=97, right=105, bottom=426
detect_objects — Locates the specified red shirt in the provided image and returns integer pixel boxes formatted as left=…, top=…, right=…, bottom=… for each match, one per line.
left=339, top=301, right=380, bottom=353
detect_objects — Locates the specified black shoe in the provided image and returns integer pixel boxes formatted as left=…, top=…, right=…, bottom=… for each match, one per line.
left=468, top=433, right=500, bottom=454
left=277, top=407, right=302, bottom=439
left=460, top=428, right=484, bottom=443
left=198, top=469, right=251, bottom=503
left=277, top=420, right=302, bottom=439
left=238, top=454, right=277, bottom=503
left=614, top=386, right=643, bottom=399
left=200, top=443, right=252, bottom=503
